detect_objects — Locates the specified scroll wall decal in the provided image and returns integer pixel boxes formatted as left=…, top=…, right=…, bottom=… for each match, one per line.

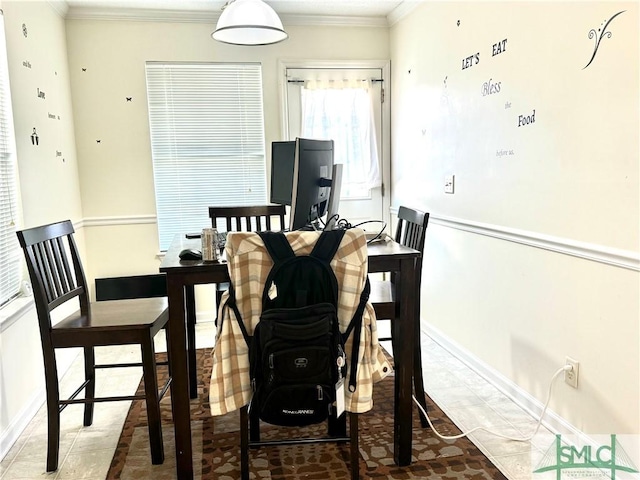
left=583, top=10, right=625, bottom=69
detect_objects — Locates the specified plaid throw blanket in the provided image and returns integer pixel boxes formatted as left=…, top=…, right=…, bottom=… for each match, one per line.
left=209, top=228, right=392, bottom=415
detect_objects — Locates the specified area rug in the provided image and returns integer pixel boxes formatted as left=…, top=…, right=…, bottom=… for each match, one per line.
left=107, top=349, right=507, bottom=479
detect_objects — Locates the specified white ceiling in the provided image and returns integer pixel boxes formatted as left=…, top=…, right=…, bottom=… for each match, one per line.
left=61, top=0, right=418, bottom=25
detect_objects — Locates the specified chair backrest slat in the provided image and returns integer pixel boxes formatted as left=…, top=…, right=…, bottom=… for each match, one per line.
left=209, top=205, right=287, bottom=234
left=46, top=239, right=66, bottom=300
left=395, top=206, right=430, bottom=255
left=54, top=236, right=75, bottom=293
left=391, top=205, right=430, bottom=288
left=17, top=220, right=88, bottom=319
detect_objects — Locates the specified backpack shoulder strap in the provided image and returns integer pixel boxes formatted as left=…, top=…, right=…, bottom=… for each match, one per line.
left=342, top=276, right=370, bottom=393
left=259, top=231, right=295, bottom=264
left=310, top=229, right=346, bottom=263
left=222, top=283, right=251, bottom=347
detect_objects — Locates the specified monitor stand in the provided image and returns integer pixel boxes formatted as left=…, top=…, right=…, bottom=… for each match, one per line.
left=325, top=163, right=343, bottom=231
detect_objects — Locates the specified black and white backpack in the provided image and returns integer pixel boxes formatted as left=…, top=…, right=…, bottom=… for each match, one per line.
left=227, top=229, right=369, bottom=427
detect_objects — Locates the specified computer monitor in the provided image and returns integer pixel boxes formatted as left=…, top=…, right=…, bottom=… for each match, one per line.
left=270, top=141, right=296, bottom=205
left=289, top=138, right=335, bottom=231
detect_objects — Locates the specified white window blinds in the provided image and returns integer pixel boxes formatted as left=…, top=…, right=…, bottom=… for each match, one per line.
left=145, top=63, right=267, bottom=250
left=0, top=13, right=21, bottom=307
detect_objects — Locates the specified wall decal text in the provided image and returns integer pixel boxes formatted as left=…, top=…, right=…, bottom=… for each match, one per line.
left=481, top=78, right=501, bottom=96
left=496, top=149, right=515, bottom=157
left=518, top=109, right=536, bottom=127
left=492, top=38, right=508, bottom=56
left=462, top=52, right=480, bottom=70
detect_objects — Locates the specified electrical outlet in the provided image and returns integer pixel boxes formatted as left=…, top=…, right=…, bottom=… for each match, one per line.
left=444, top=174, right=455, bottom=194
left=565, top=357, right=579, bottom=388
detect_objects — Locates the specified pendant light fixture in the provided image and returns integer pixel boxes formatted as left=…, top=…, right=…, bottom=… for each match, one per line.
left=212, top=0, right=288, bottom=46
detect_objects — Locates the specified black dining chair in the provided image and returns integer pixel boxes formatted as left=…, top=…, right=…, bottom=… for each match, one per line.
left=209, top=204, right=287, bottom=233
left=16, top=220, right=172, bottom=472
left=208, top=204, right=287, bottom=309
left=370, top=206, right=430, bottom=427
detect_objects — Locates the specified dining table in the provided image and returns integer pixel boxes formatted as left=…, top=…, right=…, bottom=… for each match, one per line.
left=160, top=232, right=421, bottom=479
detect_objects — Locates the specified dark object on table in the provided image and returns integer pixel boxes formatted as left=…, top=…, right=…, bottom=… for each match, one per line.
left=179, top=248, right=202, bottom=260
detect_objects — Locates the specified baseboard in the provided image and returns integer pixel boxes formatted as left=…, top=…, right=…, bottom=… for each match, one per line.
left=423, top=322, right=584, bottom=438
left=0, top=387, right=45, bottom=461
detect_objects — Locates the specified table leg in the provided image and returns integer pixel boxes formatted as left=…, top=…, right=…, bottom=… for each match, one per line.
left=393, top=257, right=415, bottom=466
left=185, top=285, right=197, bottom=399
left=167, top=276, right=194, bottom=480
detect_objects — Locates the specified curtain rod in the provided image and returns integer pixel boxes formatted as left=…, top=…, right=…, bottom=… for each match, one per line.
left=287, top=79, right=383, bottom=83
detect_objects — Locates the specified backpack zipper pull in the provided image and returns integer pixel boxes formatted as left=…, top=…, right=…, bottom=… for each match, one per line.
left=317, top=385, right=323, bottom=400
left=269, top=354, right=274, bottom=369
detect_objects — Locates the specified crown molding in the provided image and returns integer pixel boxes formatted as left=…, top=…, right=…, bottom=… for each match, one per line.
left=386, top=1, right=421, bottom=26
left=48, top=0, right=70, bottom=18
left=64, top=6, right=218, bottom=23
left=64, top=6, right=390, bottom=27
left=282, top=14, right=388, bottom=28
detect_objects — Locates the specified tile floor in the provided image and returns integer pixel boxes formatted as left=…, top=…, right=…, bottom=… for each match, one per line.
left=1, top=321, right=553, bottom=480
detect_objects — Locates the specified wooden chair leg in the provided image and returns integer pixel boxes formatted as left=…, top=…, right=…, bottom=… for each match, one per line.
left=350, top=413, right=359, bottom=480
left=412, top=322, right=429, bottom=428
left=249, top=402, right=260, bottom=442
left=141, top=339, right=164, bottom=465
left=328, top=411, right=347, bottom=437
left=185, top=285, right=198, bottom=399
left=163, top=322, right=172, bottom=377
left=83, top=346, right=95, bottom=427
left=45, top=360, right=60, bottom=472
left=240, top=405, right=249, bottom=480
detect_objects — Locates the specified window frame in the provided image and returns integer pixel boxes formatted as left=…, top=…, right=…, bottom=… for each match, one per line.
left=145, top=62, right=268, bottom=251
left=0, top=12, right=22, bottom=309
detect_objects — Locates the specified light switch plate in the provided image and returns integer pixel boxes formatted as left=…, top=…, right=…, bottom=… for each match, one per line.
left=444, top=174, right=455, bottom=194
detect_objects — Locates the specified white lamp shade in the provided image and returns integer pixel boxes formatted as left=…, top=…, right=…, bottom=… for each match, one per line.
left=212, top=0, right=288, bottom=46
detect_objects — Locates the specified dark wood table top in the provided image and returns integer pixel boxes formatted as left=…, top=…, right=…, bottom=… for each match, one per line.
left=160, top=233, right=419, bottom=274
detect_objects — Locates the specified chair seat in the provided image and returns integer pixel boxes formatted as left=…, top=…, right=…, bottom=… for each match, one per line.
left=52, top=298, right=168, bottom=347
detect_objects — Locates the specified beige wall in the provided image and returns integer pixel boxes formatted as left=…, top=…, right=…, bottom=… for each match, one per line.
left=390, top=2, right=639, bottom=434
left=0, top=0, right=83, bottom=454
left=64, top=19, right=390, bottom=290
left=4, top=1, right=82, bottom=227
left=0, top=8, right=390, bottom=456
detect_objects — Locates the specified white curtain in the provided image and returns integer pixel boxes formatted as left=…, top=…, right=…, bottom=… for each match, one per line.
left=300, top=80, right=381, bottom=196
